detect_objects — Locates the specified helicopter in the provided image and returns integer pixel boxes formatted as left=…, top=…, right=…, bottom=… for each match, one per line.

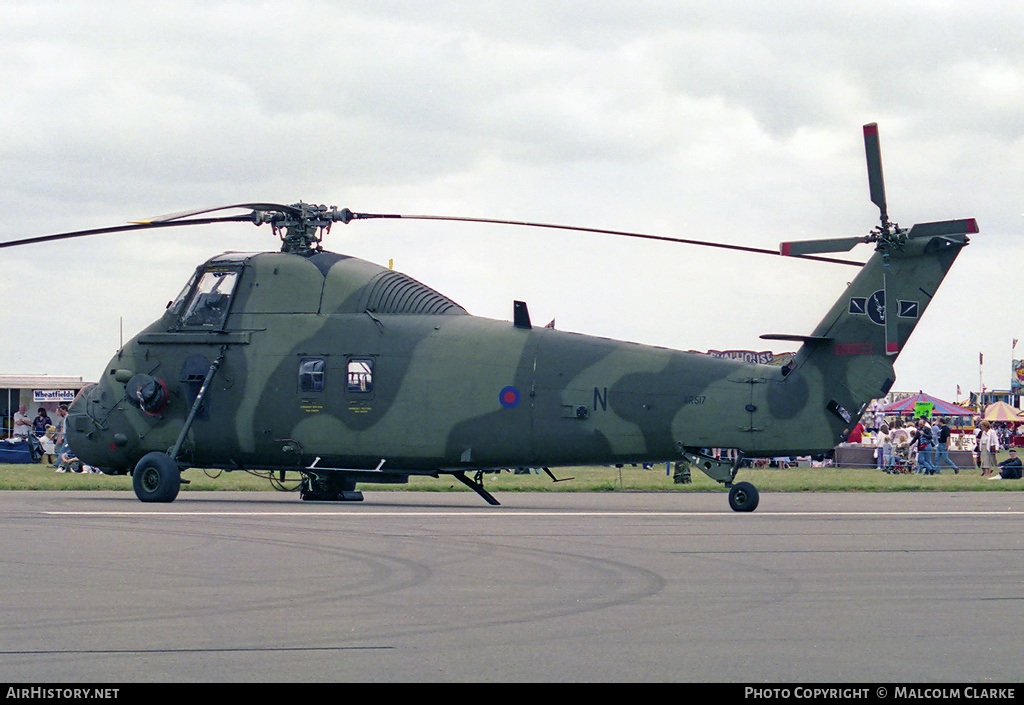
left=1, top=123, right=976, bottom=511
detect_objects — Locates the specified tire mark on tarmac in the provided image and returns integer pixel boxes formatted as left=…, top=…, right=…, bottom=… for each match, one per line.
left=1, top=525, right=667, bottom=655
left=0, top=522, right=434, bottom=643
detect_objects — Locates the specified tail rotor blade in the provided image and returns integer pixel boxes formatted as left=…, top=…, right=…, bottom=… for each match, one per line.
left=907, top=218, right=979, bottom=239
left=864, top=123, right=889, bottom=229
left=780, top=236, right=866, bottom=257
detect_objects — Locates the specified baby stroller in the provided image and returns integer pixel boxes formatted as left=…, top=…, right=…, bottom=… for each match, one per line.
left=887, top=443, right=912, bottom=474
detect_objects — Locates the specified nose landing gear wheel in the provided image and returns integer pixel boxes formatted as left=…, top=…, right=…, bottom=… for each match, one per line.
left=728, top=481, right=759, bottom=512
left=132, top=451, right=181, bottom=503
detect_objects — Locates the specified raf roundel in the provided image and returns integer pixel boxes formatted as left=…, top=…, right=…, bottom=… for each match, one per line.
left=499, top=386, right=521, bottom=409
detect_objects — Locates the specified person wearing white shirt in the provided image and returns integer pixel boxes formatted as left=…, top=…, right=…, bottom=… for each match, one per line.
left=979, top=420, right=1000, bottom=477
left=12, top=404, right=31, bottom=438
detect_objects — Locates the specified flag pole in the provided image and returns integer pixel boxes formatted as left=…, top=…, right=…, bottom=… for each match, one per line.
left=979, top=352, right=984, bottom=412
left=1013, top=338, right=1020, bottom=407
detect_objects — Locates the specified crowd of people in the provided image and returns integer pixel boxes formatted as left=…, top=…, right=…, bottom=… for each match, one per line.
left=10, top=403, right=90, bottom=473
left=848, top=413, right=1022, bottom=479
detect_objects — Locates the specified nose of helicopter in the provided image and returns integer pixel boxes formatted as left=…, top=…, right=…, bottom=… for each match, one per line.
left=66, top=383, right=132, bottom=475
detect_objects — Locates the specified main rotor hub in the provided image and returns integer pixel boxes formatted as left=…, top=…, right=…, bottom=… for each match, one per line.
left=256, top=202, right=355, bottom=254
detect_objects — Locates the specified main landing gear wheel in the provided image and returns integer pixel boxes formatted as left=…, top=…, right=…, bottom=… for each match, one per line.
left=299, top=472, right=364, bottom=502
left=132, top=451, right=181, bottom=503
left=728, top=481, right=759, bottom=512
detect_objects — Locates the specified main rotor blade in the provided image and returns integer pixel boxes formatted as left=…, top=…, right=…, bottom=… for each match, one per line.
left=348, top=212, right=865, bottom=266
left=907, top=218, right=979, bottom=238
left=0, top=215, right=253, bottom=250
left=138, top=203, right=302, bottom=223
left=779, top=236, right=867, bottom=257
left=864, top=123, right=889, bottom=228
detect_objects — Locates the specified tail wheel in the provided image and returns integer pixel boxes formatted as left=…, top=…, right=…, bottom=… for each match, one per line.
left=132, top=452, right=181, bottom=503
left=728, top=481, right=759, bottom=512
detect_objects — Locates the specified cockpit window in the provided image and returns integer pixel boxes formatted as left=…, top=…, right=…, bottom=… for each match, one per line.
left=180, top=269, right=240, bottom=330
left=168, top=269, right=200, bottom=316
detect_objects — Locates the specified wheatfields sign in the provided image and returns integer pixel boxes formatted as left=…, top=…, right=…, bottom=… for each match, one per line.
left=32, top=389, right=78, bottom=403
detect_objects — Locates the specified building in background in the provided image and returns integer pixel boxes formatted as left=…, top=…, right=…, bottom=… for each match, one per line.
left=2, top=375, right=93, bottom=437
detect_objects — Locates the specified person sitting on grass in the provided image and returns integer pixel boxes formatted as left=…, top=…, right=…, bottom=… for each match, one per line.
left=55, top=448, right=83, bottom=474
left=989, top=449, right=1022, bottom=480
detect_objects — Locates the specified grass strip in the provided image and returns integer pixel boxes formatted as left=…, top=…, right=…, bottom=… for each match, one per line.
left=2, top=459, right=1021, bottom=494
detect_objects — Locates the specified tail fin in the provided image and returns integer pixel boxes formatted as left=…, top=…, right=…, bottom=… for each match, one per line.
left=759, top=229, right=971, bottom=454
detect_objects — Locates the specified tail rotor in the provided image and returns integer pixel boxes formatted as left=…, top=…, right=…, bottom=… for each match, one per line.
left=780, top=123, right=978, bottom=355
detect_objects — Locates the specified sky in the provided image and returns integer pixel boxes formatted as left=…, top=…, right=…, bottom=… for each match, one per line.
left=1, top=0, right=1022, bottom=403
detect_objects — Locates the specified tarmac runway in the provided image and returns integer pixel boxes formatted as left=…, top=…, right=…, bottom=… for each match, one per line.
left=1, top=489, right=1022, bottom=683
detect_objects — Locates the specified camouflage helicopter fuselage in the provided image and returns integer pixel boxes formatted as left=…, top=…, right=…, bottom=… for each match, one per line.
left=66, top=229, right=967, bottom=502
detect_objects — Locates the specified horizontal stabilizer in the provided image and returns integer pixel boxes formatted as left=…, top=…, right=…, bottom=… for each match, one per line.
left=760, top=334, right=833, bottom=344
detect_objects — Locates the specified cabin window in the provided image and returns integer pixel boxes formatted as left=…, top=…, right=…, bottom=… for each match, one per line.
left=347, top=359, right=373, bottom=393
left=298, top=358, right=325, bottom=392
left=180, top=269, right=239, bottom=330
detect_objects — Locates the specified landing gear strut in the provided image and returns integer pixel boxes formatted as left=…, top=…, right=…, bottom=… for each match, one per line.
left=681, top=448, right=760, bottom=512
left=131, top=353, right=223, bottom=503
left=453, top=470, right=500, bottom=506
